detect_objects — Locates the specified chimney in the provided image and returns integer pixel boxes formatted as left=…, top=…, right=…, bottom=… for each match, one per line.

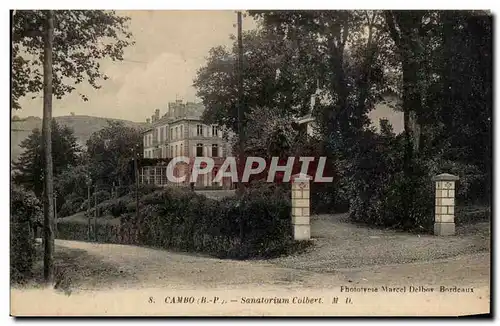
left=151, top=114, right=155, bottom=123
left=155, top=109, right=160, bottom=121
left=146, top=118, right=150, bottom=124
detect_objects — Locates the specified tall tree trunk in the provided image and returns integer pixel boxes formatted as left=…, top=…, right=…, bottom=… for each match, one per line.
left=42, top=10, right=54, bottom=284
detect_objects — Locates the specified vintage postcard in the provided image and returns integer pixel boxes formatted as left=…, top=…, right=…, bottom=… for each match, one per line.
left=10, top=9, right=491, bottom=317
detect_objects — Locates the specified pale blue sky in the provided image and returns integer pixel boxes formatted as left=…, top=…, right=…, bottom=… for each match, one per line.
left=17, top=10, right=257, bottom=122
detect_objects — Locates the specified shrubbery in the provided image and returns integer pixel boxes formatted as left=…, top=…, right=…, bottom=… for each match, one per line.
left=10, top=185, right=42, bottom=283
left=344, top=126, right=489, bottom=232
left=59, top=194, right=85, bottom=217
left=137, top=185, right=297, bottom=259
left=347, top=131, right=436, bottom=232
left=58, top=185, right=307, bottom=259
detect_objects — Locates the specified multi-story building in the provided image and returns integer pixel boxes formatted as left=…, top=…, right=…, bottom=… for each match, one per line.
left=139, top=100, right=233, bottom=188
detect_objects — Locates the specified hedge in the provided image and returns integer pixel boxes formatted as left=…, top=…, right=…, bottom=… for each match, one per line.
left=57, top=185, right=310, bottom=259
left=10, top=186, right=42, bottom=283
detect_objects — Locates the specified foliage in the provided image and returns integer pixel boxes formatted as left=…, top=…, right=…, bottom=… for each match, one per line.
left=86, top=120, right=143, bottom=187
left=455, top=206, right=490, bottom=225
left=249, top=10, right=492, bottom=227
left=10, top=185, right=42, bottom=283
left=59, top=194, right=85, bottom=217
left=12, top=10, right=134, bottom=110
left=58, top=186, right=308, bottom=259
left=347, top=129, right=435, bottom=231
left=11, top=184, right=43, bottom=224
left=12, top=119, right=80, bottom=197
left=136, top=186, right=299, bottom=259
left=193, top=27, right=319, bottom=134
left=243, top=106, right=300, bottom=158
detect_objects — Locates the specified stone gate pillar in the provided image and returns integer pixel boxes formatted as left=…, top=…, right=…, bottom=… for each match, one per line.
left=291, top=173, right=312, bottom=241
left=433, top=173, right=459, bottom=236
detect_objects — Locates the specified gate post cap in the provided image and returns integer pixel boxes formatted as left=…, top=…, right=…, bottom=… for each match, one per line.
left=433, top=173, right=459, bottom=181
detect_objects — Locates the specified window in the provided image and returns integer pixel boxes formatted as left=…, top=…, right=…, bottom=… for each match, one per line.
left=149, top=167, right=155, bottom=184
left=163, top=127, right=167, bottom=142
left=161, top=166, right=168, bottom=184
left=170, top=146, right=173, bottom=157
left=212, top=126, right=218, bottom=137
left=175, top=127, right=178, bottom=140
left=197, top=125, right=203, bottom=136
left=196, top=143, right=203, bottom=157
left=175, top=145, right=178, bottom=156
left=139, top=167, right=144, bottom=184
left=155, top=167, right=162, bottom=185
left=180, top=125, right=183, bottom=138
left=212, top=144, right=218, bottom=157
left=180, top=145, right=183, bottom=156
left=170, top=128, right=173, bottom=140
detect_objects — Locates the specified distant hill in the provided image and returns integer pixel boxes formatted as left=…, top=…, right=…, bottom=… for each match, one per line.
left=11, top=115, right=146, bottom=162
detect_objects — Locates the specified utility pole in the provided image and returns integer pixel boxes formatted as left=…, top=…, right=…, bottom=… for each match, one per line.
left=134, top=147, right=139, bottom=220
left=94, top=185, right=98, bottom=241
left=133, top=146, right=140, bottom=241
left=42, top=9, right=55, bottom=284
left=53, top=193, right=57, bottom=238
left=236, top=10, right=245, bottom=197
left=87, top=177, right=91, bottom=241
left=236, top=11, right=246, bottom=242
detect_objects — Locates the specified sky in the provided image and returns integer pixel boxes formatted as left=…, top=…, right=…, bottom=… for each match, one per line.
left=17, top=10, right=258, bottom=122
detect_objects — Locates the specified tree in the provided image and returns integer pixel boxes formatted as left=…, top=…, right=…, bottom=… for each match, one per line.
left=86, top=120, right=143, bottom=188
left=249, top=11, right=390, bottom=156
left=12, top=10, right=134, bottom=110
left=427, top=11, right=492, bottom=201
left=12, top=120, right=80, bottom=198
left=193, top=26, right=320, bottom=135
left=12, top=10, right=134, bottom=283
left=243, top=106, right=299, bottom=158
left=42, top=9, right=55, bottom=284
left=54, top=164, right=90, bottom=217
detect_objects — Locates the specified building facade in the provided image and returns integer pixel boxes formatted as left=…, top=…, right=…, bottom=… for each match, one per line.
left=140, top=100, right=233, bottom=188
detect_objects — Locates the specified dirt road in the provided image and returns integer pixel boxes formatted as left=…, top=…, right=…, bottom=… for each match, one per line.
left=12, top=238, right=490, bottom=316
left=12, top=213, right=490, bottom=316
left=44, top=238, right=489, bottom=292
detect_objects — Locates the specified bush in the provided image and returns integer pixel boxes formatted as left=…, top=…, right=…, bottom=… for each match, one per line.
left=56, top=183, right=307, bottom=260
left=135, top=185, right=297, bottom=259
left=455, top=206, right=491, bottom=225
left=57, top=218, right=122, bottom=243
left=348, top=132, right=435, bottom=232
left=426, top=160, right=487, bottom=204
left=11, top=222, right=35, bottom=283
left=94, top=190, right=111, bottom=205
left=59, top=195, right=85, bottom=217
left=10, top=186, right=42, bottom=283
